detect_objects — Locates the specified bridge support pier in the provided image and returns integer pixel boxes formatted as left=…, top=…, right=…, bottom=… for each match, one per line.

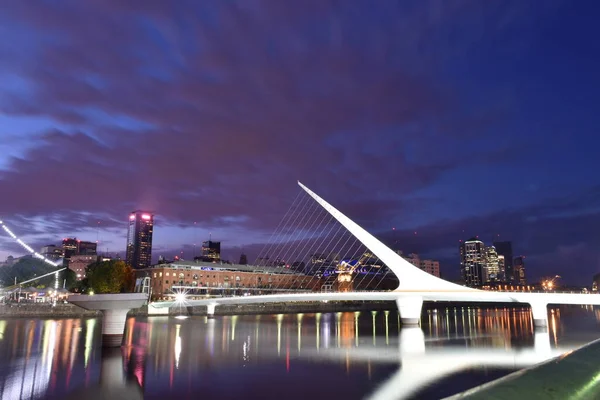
left=399, top=326, right=425, bottom=355
left=206, top=303, right=217, bottom=319
left=67, top=293, right=147, bottom=347
left=530, top=301, right=548, bottom=330
left=396, top=297, right=423, bottom=326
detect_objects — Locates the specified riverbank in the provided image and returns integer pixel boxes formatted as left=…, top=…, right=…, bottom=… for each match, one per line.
left=0, top=303, right=101, bottom=318
left=0, top=300, right=550, bottom=319
left=447, top=337, right=600, bottom=399
left=177, top=300, right=397, bottom=316
left=170, top=300, right=540, bottom=317
left=0, top=301, right=399, bottom=318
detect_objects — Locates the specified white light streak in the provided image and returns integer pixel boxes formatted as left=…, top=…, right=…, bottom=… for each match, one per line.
left=0, top=221, right=61, bottom=267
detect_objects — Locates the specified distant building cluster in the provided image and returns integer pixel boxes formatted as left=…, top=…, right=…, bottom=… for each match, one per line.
left=396, top=251, right=440, bottom=278
left=41, top=238, right=98, bottom=262
left=6, top=204, right=560, bottom=293
left=459, top=238, right=526, bottom=287
left=35, top=238, right=102, bottom=281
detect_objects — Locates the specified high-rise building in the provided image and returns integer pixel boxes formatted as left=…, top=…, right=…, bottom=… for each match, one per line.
left=201, top=240, right=221, bottom=261
left=514, top=256, right=526, bottom=285
left=485, top=246, right=500, bottom=282
left=61, top=238, right=97, bottom=259
left=497, top=254, right=506, bottom=282
left=126, top=211, right=154, bottom=270
left=239, top=253, right=248, bottom=265
left=41, top=245, right=65, bottom=261
left=78, top=240, right=97, bottom=255
left=494, top=241, right=514, bottom=282
left=460, top=238, right=486, bottom=287
left=62, top=238, right=79, bottom=259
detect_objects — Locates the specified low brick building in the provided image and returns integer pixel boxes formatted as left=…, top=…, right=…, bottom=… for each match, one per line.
left=136, top=260, right=323, bottom=300
left=68, top=255, right=115, bottom=280
left=68, top=255, right=97, bottom=280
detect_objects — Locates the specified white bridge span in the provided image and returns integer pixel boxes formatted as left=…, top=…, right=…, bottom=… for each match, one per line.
left=151, top=182, right=600, bottom=328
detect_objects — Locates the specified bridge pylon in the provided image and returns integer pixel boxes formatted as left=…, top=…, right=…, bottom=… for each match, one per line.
left=396, top=296, right=423, bottom=326
left=529, top=301, right=549, bottom=329
left=298, top=181, right=475, bottom=293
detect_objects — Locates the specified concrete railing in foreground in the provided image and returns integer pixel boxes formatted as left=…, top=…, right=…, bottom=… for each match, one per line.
left=446, top=338, right=600, bottom=400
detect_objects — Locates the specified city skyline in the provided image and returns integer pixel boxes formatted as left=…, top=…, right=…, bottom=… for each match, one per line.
left=0, top=216, right=543, bottom=285
left=1, top=1, right=599, bottom=285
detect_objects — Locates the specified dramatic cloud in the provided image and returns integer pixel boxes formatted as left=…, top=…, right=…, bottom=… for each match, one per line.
left=0, top=0, right=598, bottom=285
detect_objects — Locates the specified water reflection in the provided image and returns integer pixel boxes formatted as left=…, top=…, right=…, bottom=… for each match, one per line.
left=0, top=318, right=100, bottom=399
left=0, top=306, right=599, bottom=399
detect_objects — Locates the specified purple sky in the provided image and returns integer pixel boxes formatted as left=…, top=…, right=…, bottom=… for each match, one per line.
left=1, top=1, right=599, bottom=284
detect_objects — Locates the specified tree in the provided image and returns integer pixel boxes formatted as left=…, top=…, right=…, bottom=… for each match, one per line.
left=0, top=257, right=57, bottom=287
left=64, top=268, right=78, bottom=291
left=86, top=260, right=135, bottom=294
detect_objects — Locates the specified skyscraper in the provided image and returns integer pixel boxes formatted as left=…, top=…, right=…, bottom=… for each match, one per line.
left=126, top=211, right=154, bottom=269
left=485, top=246, right=500, bottom=282
left=201, top=240, right=221, bottom=261
left=493, top=241, right=514, bottom=282
left=514, top=256, right=526, bottom=285
left=61, top=238, right=97, bottom=259
left=497, top=254, right=506, bottom=282
left=460, top=238, right=486, bottom=287
left=62, top=238, right=79, bottom=259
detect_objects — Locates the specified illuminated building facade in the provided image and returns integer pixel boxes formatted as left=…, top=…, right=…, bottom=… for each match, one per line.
left=62, top=238, right=78, bottom=259
left=126, top=211, right=154, bottom=270
left=201, top=240, right=221, bottom=261
left=61, top=238, right=97, bottom=260
left=497, top=254, right=506, bottom=282
left=460, top=238, right=486, bottom=287
left=136, top=260, right=320, bottom=300
left=485, top=246, right=500, bottom=282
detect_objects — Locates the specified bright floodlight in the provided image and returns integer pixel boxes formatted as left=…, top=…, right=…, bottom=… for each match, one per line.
left=175, top=292, right=186, bottom=303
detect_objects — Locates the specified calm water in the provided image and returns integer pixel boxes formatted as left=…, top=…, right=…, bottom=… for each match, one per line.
left=1, top=305, right=600, bottom=400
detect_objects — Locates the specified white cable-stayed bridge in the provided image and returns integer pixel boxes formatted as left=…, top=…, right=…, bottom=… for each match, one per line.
left=150, top=182, right=600, bottom=330
left=3, top=182, right=600, bottom=330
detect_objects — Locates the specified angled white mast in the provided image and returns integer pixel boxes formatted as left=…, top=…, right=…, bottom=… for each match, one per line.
left=298, top=181, right=476, bottom=292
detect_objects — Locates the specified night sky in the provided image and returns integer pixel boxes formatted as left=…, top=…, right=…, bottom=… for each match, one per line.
left=0, top=1, right=599, bottom=285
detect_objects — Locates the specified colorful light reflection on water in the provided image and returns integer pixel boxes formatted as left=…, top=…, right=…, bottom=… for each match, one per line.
left=0, top=305, right=599, bottom=399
